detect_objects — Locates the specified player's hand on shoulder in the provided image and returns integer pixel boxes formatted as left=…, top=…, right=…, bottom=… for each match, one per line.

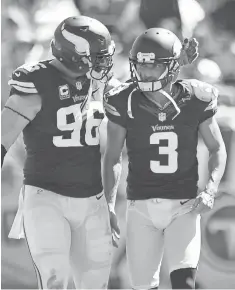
left=179, top=38, right=199, bottom=66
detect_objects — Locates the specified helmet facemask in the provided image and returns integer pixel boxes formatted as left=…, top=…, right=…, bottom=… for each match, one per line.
left=129, top=52, right=180, bottom=92
left=88, top=41, right=115, bottom=81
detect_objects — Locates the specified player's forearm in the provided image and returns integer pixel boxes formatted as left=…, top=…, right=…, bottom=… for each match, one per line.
left=206, top=146, right=227, bottom=194
left=103, top=154, right=122, bottom=211
left=1, top=93, right=41, bottom=157
left=1, top=108, right=29, bottom=150
left=1, top=131, right=20, bottom=167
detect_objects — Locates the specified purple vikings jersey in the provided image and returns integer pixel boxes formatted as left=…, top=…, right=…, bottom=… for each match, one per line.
left=8, top=61, right=105, bottom=198
left=104, top=79, right=218, bottom=200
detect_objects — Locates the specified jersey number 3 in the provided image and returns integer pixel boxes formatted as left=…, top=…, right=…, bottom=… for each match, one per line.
left=53, top=102, right=103, bottom=147
left=150, top=132, right=178, bottom=173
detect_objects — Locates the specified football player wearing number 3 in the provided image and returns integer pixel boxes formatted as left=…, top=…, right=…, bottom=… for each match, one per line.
left=103, top=28, right=227, bottom=289
left=1, top=16, right=121, bottom=289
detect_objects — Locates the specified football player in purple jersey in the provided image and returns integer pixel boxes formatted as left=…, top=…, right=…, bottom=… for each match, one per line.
left=1, top=16, right=121, bottom=289
left=103, top=28, right=226, bottom=289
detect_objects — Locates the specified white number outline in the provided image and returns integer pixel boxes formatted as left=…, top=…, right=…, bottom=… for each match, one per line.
left=53, top=102, right=103, bottom=147
left=150, top=132, right=178, bottom=173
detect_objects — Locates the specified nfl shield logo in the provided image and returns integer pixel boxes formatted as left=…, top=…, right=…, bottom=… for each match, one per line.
left=76, top=81, right=82, bottom=90
left=158, top=112, right=166, bottom=122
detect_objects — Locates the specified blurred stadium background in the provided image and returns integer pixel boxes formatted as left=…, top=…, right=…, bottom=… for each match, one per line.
left=1, top=0, right=235, bottom=289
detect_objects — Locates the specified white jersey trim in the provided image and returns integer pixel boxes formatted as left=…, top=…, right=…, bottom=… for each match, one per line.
left=8, top=79, right=36, bottom=88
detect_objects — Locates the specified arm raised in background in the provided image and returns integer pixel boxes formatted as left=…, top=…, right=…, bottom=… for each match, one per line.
left=192, top=116, right=227, bottom=213
left=179, top=38, right=199, bottom=66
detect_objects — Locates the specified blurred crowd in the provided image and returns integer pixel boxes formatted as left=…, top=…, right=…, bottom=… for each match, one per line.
left=1, top=0, right=235, bottom=289
left=2, top=0, right=235, bottom=103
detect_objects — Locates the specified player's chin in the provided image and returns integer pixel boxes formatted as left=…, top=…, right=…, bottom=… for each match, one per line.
left=90, top=69, right=107, bottom=81
left=92, top=70, right=102, bottom=77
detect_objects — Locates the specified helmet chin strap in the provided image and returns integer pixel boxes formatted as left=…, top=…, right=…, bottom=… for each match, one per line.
left=133, top=65, right=168, bottom=91
left=133, top=64, right=180, bottom=119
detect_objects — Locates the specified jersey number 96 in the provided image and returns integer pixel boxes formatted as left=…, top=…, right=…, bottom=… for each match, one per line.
left=53, top=102, right=103, bottom=147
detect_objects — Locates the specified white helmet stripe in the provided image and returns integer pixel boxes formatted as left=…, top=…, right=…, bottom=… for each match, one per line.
left=62, top=29, right=90, bottom=56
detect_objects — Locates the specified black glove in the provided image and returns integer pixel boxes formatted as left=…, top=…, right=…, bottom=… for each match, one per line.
left=179, top=38, right=199, bottom=66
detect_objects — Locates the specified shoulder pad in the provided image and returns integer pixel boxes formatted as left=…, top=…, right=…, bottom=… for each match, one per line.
left=7, top=62, right=46, bottom=94
left=13, top=62, right=47, bottom=76
left=187, top=79, right=218, bottom=102
left=104, top=78, right=131, bottom=98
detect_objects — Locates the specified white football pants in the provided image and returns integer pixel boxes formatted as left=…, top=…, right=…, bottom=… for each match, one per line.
left=126, top=198, right=201, bottom=289
left=9, top=185, right=113, bottom=289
